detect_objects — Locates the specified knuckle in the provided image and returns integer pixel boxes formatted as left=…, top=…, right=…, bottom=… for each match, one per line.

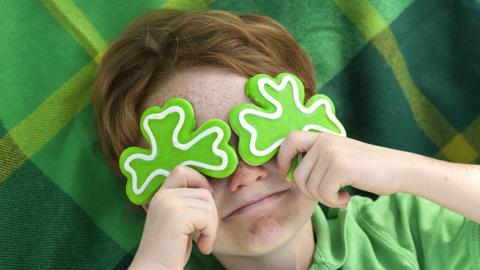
left=319, top=193, right=335, bottom=207
left=198, top=188, right=213, bottom=201
left=317, top=182, right=341, bottom=207
left=286, top=131, right=301, bottom=143
left=169, top=208, right=188, bottom=222
left=171, top=165, right=189, bottom=178
left=149, top=189, right=166, bottom=206
left=321, top=139, right=336, bottom=154
left=318, top=133, right=338, bottom=150
left=318, top=131, right=334, bottom=141
left=328, top=152, right=345, bottom=169
left=306, top=175, right=316, bottom=190
left=288, top=130, right=303, bottom=140
left=290, top=130, right=303, bottom=137
left=293, top=170, right=305, bottom=182
left=315, top=192, right=328, bottom=205
left=149, top=190, right=174, bottom=210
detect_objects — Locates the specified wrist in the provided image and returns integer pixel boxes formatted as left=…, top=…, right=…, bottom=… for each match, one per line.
left=129, top=250, right=175, bottom=270
left=129, top=258, right=171, bottom=270
left=396, top=151, right=438, bottom=195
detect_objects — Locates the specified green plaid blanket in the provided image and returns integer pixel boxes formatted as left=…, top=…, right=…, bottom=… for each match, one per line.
left=1, top=0, right=479, bottom=269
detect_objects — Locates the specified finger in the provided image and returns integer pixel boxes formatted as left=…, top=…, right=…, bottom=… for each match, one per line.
left=191, top=188, right=218, bottom=228
left=197, top=230, right=216, bottom=255
left=291, top=167, right=316, bottom=201
left=171, top=200, right=217, bottom=255
left=191, top=206, right=218, bottom=255
left=307, top=159, right=329, bottom=202
left=318, top=170, right=350, bottom=208
left=172, top=188, right=218, bottom=235
left=146, top=186, right=213, bottom=213
left=177, top=197, right=216, bottom=213
left=169, top=188, right=215, bottom=202
left=191, top=231, right=200, bottom=242
left=177, top=190, right=218, bottom=251
left=277, top=131, right=319, bottom=175
left=199, top=195, right=218, bottom=255
left=337, top=190, right=350, bottom=208
left=187, top=211, right=217, bottom=253
left=292, top=140, right=321, bottom=183
left=323, top=189, right=350, bottom=208
left=161, top=165, right=213, bottom=192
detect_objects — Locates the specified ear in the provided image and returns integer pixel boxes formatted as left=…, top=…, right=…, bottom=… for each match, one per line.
left=142, top=204, right=149, bottom=212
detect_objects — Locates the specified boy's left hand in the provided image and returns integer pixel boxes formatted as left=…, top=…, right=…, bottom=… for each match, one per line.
left=276, top=131, right=413, bottom=208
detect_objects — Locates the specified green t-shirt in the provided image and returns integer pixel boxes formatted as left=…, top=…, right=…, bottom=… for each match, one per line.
left=186, top=194, right=480, bottom=269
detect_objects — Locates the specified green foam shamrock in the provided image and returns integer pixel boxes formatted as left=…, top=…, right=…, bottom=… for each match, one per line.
left=119, top=98, right=238, bottom=205
left=228, top=73, right=346, bottom=180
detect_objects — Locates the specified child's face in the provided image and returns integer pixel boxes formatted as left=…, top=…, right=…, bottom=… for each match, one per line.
left=141, top=66, right=317, bottom=256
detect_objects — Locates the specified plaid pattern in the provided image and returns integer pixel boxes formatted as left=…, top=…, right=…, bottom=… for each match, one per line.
left=1, top=0, right=479, bottom=269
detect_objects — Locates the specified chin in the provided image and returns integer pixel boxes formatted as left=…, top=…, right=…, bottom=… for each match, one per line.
left=213, top=190, right=316, bottom=256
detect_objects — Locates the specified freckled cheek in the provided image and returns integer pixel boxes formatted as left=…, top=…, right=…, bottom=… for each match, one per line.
left=246, top=210, right=291, bottom=235
left=216, top=209, right=292, bottom=250
left=214, top=194, right=308, bottom=253
left=243, top=189, right=309, bottom=235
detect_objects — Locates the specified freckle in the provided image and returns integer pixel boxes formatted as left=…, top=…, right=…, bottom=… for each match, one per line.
left=247, top=210, right=290, bottom=235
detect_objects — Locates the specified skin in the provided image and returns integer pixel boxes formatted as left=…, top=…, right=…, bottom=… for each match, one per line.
left=132, top=66, right=317, bottom=270
left=129, top=66, right=480, bottom=270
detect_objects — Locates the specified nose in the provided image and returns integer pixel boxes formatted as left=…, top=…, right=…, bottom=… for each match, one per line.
left=228, top=160, right=268, bottom=192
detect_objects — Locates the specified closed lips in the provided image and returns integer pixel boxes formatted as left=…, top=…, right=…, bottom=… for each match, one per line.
left=222, top=189, right=289, bottom=219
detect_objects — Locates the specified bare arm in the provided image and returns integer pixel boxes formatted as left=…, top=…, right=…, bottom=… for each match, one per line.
left=400, top=155, right=480, bottom=223
left=276, top=131, right=480, bottom=223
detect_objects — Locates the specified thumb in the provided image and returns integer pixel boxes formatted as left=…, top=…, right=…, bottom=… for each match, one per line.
left=336, top=190, right=351, bottom=208
left=197, top=233, right=216, bottom=255
left=160, top=165, right=213, bottom=192
left=276, top=131, right=319, bottom=175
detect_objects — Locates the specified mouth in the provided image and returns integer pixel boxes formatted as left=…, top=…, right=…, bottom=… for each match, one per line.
left=222, top=189, right=290, bottom=220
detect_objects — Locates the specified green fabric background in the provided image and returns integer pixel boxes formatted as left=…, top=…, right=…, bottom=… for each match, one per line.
left=1, top=0, right=479, bottom=269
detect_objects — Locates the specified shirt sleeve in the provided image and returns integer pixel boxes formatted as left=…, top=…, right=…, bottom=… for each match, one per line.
left=347, top=193, right=480, bottom=269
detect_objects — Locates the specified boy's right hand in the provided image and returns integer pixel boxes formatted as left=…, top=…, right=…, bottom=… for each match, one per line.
left=129, top=166, right=218, bottom=270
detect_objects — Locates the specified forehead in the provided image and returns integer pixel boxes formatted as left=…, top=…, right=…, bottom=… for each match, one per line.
left=142, top=66, right=249, bottom=127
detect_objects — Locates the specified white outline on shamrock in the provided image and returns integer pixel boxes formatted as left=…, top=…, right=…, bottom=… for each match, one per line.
left=123, top=105, right=229, bottom=195
left=238, top=74, right=347, bottom=157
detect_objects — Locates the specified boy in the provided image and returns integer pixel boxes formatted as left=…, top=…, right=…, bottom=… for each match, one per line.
left=92, top=9, right=480, bottom=269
